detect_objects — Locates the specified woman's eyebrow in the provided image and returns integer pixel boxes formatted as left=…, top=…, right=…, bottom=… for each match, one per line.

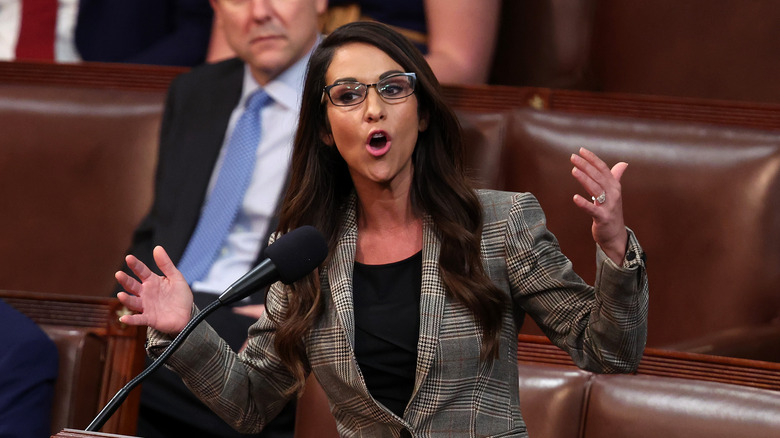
left=332, top=76, right=358, bottom=83
left=379, top=70, right=404, bottom=80
left=331, top=70, right=405, bottom=84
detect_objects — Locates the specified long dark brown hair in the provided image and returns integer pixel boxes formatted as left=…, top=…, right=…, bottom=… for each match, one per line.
left=272, top=21, right=507, bottom=393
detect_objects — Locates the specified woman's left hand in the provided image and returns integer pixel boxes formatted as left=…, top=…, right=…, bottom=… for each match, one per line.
left=570, top=147, right=628, bottom=265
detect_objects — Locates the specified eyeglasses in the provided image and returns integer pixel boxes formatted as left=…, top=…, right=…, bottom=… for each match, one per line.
left=323, top=72, right=417, bottom=107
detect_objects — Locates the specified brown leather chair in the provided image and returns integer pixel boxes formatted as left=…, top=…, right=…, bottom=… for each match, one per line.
left=294, top=374, right=339, bottom=438
left=514, top=364, right=591, bottom=438
left=292, top=359, right=780, bottom=438
left=45, top=326, right=105, bottom=432
left=0, top=82, right=163, bottom=298
left=456, top=109, right=511, bottom=190
left=582, top=372, right=780, bottom=438
left=0, top=290, right=146, bottom=435
left=497, top=108, right=780, bottom=360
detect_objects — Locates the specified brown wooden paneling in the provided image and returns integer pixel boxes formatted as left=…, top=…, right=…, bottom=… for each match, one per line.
left=0, top=60, right=185, bottom=92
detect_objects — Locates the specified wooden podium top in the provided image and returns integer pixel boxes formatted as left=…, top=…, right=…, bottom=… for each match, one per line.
left=52, top=429, right=139, bottom=438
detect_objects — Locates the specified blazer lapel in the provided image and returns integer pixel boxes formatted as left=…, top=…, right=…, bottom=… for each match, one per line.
left=323, top=200, right=446, bottom=410
left=327, top=195, right=359, bottom=348
left=411, top=215, right=445, bottom=396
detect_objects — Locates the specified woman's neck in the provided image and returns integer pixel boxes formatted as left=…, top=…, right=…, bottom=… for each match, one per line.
left=354, top=182, right=423, bottom=265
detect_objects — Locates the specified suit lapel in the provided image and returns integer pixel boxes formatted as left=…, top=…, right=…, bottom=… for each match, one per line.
left=412, top=215, right=445, bottom=396
left=327, top=195, right=359, bottom=348
left=324, top=199, right=446, bottom=406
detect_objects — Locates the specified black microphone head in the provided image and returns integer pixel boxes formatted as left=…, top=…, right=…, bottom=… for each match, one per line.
left=264, top=225, right=328, bottom=284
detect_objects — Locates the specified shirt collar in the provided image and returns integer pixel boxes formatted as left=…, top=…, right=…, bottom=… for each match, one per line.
left=239, top=34, right=323, bottom=111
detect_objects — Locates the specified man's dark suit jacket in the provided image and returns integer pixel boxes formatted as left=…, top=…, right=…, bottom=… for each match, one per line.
left=0, top=298, right=58, bottom=438
left=123, top=57, right=279, bottom=304
left=123, top=58, right=294, bottom=438
left=75, top=0, right=213, bottom=67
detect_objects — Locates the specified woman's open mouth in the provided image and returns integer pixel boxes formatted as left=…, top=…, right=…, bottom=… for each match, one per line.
left=366, top=130, right=392, bottom=157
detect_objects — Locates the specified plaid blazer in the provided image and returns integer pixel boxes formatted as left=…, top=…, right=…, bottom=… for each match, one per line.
left=149, top=189, right=648, bottom=437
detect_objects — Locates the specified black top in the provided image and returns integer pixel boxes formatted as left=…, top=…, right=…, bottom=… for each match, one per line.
left=353, top=251, right=422, bottom=418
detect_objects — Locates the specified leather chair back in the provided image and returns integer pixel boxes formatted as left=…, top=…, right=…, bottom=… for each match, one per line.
left=583, top=373, right=780, bottom=438
left=0, top=290, right=146, bottom=435
left=0, top=84, right=163, bottom=297
left=502, top=108, right=780, bottom=349
left=516, top=364, right=591, bottom=438
left=293, top=361, right=780, bottom=438
left=45, top=326, right=105, bottom=431
left=456, top=109, right=511, bottom=189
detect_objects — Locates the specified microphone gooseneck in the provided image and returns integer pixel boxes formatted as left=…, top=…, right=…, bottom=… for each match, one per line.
left=86, top=298, right=223, bottom=431
left=86, top=225, right=327, bottom=432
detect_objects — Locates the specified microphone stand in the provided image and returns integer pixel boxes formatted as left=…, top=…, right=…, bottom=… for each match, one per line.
left=85, top=225, right=326, bottom=432
left=85, top=299, right=223, bottom=431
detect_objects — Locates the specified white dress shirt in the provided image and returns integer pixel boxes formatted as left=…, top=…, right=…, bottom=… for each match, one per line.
left=192, top=42, right=316, bottom=294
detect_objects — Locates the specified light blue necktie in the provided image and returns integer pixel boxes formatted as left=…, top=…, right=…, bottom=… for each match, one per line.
left=177, top=90, right=271, bottom=284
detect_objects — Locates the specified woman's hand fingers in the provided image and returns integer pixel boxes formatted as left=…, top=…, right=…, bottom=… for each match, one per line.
left=570, top=147, right=624, bottom=203
left=118, top=310, right=150, bottom=326
left=570, top=147, right=629, bottom=264
left=153, top=246, right=185, bottom=283
left=114, top=246, right=193, bottom=333
left=611, top=161, right=628, bottom=183
left=115, top=269, right=141, bottom=296
left=125, top=253, right=156, bottom=284
left=117, top=291, right=143, bottom=312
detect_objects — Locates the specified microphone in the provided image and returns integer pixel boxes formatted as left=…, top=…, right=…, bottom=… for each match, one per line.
left=85, top=225, right=328, bottom=432
left=218, top=225, right=329, bottom=305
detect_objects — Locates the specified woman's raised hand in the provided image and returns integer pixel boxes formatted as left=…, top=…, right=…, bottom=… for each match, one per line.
left=116, top=246, right=194, bottom=335
left=570, top=147, right=629, bottom=265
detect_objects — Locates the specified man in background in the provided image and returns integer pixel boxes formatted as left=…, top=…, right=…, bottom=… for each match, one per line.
left=0, top=0, right=213, bottom=66
left=119, top=0, right=328, bottom=436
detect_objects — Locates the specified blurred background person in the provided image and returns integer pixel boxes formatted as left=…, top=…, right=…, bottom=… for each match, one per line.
left=207, top=0, right=502, bottom=84
left=75, top=0, right=214, bottom=66
left=0, top=0, right=80, bottom=62
left=117, top=0, right=327, bottom=436
left=0, top=0, right=213, bottom=66
left=0, top=298, right=59, bottom=438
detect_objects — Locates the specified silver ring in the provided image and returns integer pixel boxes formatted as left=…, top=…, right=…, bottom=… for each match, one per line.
left=592, top=192, right=606, bottom=204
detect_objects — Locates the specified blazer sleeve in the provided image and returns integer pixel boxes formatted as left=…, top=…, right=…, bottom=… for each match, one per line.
left=145, top=282, right=297, bottom=433
left=504, top=192, right=649, bottom=373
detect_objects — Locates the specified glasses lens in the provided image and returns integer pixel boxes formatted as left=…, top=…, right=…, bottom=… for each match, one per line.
left=326, top=74, right=416, bottom=106
left=378, top=74, right=415, bottom=100
left=329, top=83, right=366, bottom=106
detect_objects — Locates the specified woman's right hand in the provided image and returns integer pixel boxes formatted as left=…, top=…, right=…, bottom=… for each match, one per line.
left=116, top=246, right=194, bottom=335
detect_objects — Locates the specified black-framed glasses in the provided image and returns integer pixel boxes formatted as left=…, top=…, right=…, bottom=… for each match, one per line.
left=323, top=72, right=417, bottom=107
